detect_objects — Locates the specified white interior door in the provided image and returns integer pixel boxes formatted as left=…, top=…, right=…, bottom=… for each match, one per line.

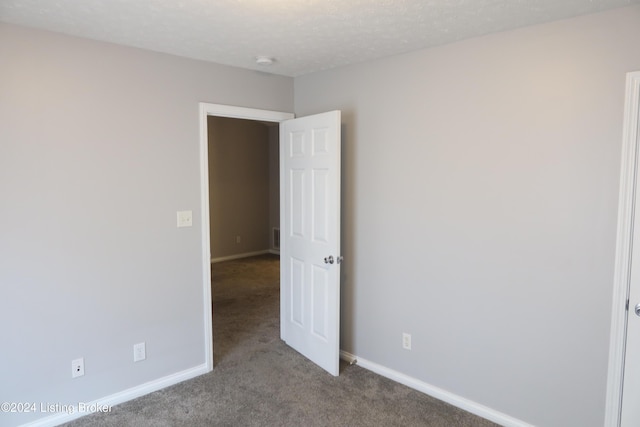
left=620, top=74, right=640, bottom=427
left=280, top=110, right=341, bottom=376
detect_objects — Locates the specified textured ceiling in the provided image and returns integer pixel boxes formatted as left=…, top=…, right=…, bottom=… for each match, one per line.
left=1, top=0, right=638, bottom=76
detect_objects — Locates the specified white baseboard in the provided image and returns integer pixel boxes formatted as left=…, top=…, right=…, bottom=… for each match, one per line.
left=210, top=250, right=272, bottom=263
left=210, top=250, right=280, bottom=263
left=20, top=364, right=210, bottom=427
left=339, top=351, right=532, bottom=427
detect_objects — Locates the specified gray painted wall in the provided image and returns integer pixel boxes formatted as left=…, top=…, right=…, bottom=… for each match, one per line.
left=208, top=117, right=271, bottom=258
left=295, top=6, right=640, bottom=427
left=0, top=23, right=292, bottom=426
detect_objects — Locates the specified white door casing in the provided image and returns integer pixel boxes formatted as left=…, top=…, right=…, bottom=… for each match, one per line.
left=280, top=111, right=342, bottom=376
left=605, top=71, right=640, bottom=427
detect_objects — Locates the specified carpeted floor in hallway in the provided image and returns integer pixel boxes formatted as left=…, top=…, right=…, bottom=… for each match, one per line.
left=63, top=254, right=498, bottom=427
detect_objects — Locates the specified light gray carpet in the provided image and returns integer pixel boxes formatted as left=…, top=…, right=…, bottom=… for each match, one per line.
left=63, top=254, right=499, bottom=427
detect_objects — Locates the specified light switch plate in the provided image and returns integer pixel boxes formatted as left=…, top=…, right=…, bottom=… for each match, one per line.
left=177, top=210, right=193, bottom=228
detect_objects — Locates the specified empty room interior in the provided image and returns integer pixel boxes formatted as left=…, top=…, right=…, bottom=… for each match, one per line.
left=2, top=1, right=640, bottom=426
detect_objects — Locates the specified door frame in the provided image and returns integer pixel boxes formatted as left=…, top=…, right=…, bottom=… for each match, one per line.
left=199, top=103, right=294, bottom=370
left=605, top=71, right=640, bottom=426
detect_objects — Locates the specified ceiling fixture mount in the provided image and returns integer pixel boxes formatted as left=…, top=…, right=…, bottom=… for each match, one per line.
left=255, top=56, right=275, bottom=66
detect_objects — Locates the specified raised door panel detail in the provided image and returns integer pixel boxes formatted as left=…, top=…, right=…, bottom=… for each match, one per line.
left=312, top=169, right=329, bottom=243
left=289, top=131, right=305, bottom=158
left=311, top=264, right=329, bottom=340
left=290, top=257, right=305, bottom=327
left=312, top=128, right=330, bottom=156
left=290, top=169, right=305, bottom=238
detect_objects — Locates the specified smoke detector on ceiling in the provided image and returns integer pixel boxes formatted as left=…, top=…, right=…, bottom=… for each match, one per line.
left=255, top=56, right=275, bottom=66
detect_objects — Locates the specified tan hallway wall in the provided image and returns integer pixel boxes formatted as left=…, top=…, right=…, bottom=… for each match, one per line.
left=208, top=116, right=272, bottom=259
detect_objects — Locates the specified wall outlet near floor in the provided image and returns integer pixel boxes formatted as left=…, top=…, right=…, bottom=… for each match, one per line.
left=71, top=358, right=84, bottom=378
left=133, top=342, right=146, bottom=362
left=402, top=333, right=412, bottom=350
left=236, top=235, right=241, bottom=244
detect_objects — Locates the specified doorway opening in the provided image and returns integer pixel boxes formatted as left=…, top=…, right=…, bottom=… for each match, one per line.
left=198, top=103, right=293, bottom=370
left=207, top=116, right=281, bottom=364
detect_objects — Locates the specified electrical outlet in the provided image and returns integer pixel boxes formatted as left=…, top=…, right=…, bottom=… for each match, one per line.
left=133, top=342, right=146, bottom=362
left=71, top=358, right=84, bottom=378
left=236, top=235, right=241, bottom=244
left=176, top=210, right=193, bottom=228
left=402, top=333, right=412, bottom=350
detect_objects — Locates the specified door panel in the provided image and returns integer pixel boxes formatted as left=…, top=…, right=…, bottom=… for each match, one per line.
left=291, top=257, right=305, bottom=326
left=312, top=265, right=329, bottom=339
left=280, top=111, right=341, bottom=376
left=291, top=169, right=305, bottom=237
left=313, top=169, right=330, bottom=242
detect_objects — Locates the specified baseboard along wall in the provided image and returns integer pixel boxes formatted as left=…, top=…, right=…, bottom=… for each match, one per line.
left=339, top=351, right=533, bottom=427
left=19, top=364, right=210, bottom=427
left=210, top=249, right=279, bottom=264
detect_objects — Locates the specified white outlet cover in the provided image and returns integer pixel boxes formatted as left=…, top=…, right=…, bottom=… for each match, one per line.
left=177, top=210, right=193, bottom=228
left=71, top=357, right=84, bottom=378
left=402, top=333, right=412, bottom=350
left=134, top=342, right=146, bottom=362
